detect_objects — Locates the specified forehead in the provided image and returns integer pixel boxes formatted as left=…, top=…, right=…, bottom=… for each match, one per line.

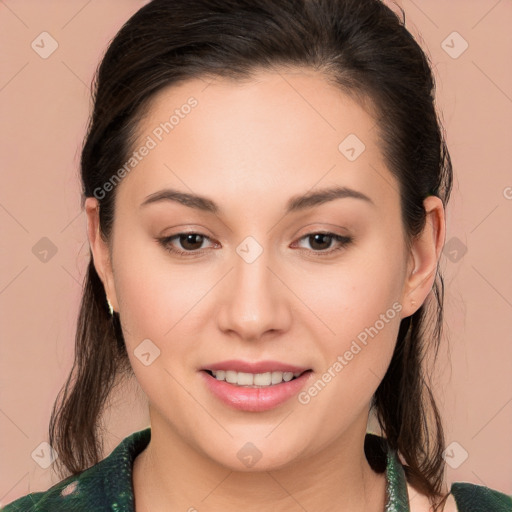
left=116, top=68, right=398, bottom=217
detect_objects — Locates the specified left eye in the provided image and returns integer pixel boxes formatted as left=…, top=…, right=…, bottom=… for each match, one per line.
left=293, top=232, right=353, bottom=253
left=157, top=231, right=352, bottom=257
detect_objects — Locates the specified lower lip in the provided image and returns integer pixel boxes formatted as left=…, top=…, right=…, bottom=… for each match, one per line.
left=200, top=370, right=313, bottom=412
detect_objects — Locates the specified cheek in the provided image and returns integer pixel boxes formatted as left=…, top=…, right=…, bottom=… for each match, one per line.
left=306, top=242, right=405, bottom=342
left=300, top=238, right=406, bottom=399
left=311, top=277, right=402, bottom=388
left=296, top=269, right=403, bottom=436
left=112, top=249, right=208, bottom=412
left=112, top=231, right=213, bottom=336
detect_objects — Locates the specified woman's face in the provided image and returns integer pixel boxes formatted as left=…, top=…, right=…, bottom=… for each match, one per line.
left=87, top=68, right=442, bottom=470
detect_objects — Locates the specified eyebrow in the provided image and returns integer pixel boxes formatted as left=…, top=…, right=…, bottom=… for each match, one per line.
left=140, top=185, right=374, bottom=214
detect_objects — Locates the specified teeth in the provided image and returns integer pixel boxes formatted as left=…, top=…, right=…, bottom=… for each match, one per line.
left=210, top=370, right=301, bottom=387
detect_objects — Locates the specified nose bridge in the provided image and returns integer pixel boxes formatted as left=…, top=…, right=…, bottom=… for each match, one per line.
left=217, top=236, right=289, bottom=339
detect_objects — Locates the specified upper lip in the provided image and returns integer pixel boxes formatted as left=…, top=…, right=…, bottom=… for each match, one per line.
left=202, top=359, right=311, bottom=374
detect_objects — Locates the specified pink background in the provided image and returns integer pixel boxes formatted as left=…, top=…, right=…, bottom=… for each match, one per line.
left=1, top=0, right=511, bottom=505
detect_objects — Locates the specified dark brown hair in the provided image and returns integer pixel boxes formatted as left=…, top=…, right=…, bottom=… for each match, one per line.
left=49, top=0, right=453, bottom=509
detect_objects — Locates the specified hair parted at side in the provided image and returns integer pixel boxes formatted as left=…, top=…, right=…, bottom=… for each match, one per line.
left=49, top=1, right=453, bottom=509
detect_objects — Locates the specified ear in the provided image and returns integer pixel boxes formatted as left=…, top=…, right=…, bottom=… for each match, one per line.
left=84, top=197, right=119, bottom=313
left=400, top=195, right=446, bottom=318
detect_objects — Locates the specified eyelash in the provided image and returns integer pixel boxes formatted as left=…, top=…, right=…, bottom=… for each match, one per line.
left=157, top=231, right=353, bottom=258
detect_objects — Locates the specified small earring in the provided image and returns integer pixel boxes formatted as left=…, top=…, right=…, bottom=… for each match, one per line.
left=411, top=300, right=416, bottom=307
left=107, top=298, right=114, bottom=316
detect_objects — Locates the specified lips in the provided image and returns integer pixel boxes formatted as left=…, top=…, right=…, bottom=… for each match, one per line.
left=199, top=359, right=314, bottom=412
left=201, top=359, right=310, bottom=374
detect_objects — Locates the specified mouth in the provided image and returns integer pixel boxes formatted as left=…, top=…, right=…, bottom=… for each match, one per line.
left=203, top=369, right=311, bottom=387
left=200, top=365, right=314, bottom=412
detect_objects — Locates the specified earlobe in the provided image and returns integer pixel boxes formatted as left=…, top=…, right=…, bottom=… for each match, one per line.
left=84, top=197, right=119, bottom=312
left=400, top=195, right=446, bottom=318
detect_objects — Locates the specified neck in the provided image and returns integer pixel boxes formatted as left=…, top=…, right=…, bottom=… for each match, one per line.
left=133, top=408, right=387, bottom=512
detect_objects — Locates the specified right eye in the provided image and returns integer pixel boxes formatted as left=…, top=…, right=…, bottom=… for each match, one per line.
left=157, top=232, right=216, bottom=257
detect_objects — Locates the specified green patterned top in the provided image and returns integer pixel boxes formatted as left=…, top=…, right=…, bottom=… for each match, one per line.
left=2, top=428, right=511, bottom=511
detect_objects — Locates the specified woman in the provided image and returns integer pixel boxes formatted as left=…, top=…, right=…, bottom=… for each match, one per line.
left=3, top=1, right=511, bottom=511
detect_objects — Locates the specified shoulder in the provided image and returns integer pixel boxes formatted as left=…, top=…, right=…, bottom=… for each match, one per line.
left=406, top=480, right=511, bottom=512
left=449, top=481, right=512, bottom=512
left=1, top=427, right=151, bottom=512
left=0, top=476, right=82, bottom=512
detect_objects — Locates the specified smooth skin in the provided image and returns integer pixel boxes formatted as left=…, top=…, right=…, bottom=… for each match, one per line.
left=85, top=68, right=456, bottom=511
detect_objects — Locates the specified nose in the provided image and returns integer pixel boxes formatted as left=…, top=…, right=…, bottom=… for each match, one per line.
left=216, top=245, right=292, bottom=342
